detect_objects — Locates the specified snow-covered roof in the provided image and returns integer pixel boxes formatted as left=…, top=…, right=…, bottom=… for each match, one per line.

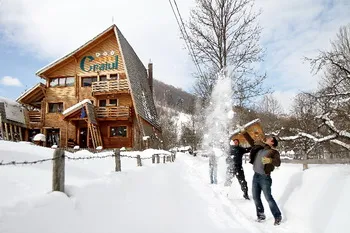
left=62, top=99, right=92, bottom=116
left=0, top=96, right=20, bottom=106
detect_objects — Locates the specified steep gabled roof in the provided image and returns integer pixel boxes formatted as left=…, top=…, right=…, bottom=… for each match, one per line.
left=114, top=26, right=161, bottom=131
left=35, top=25, right=160, bottom=131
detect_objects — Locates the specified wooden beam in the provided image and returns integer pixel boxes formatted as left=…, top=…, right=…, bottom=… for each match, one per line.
left=4, top=123, right=9, bottom=140
left=87, top=124, right=90, bottom=148
left=0, top=115, right=4, bottom=140
left=9, top=124, right=14, bottom=141
left=19, top=126, right=23, bottom=141
left=65, top=121, right=69, bottom=148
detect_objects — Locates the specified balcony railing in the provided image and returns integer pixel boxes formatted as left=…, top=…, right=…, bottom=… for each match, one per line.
left=28, top=111, right=41, bottom=123
left=95, top=106, right=131, bottom=118
left=92, top=79, right=129, bottom=94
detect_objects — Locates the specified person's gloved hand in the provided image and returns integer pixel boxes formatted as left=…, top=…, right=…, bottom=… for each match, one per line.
left=262, top=157, right=272, bottom=164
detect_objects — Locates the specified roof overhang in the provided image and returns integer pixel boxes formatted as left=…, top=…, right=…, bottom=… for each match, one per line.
left=16, top=83, right=46, bottom=108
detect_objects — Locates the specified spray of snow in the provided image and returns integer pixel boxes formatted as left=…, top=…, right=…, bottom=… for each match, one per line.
left=201, top=69, right=234, bottom=156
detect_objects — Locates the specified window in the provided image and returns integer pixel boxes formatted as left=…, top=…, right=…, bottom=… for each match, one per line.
left=99, top=75, right=107, bottom=81
left=99, top=99, right=106, bottom=107
left=109, top=99, right=118, bottom=105
left=109, top=73, right=119, bottom=80
left=110, top=126, right=127, bottom=137
left=82, top=76, right=97, bottom=87
left=49, top=77, right=75, bottom=87
left=65, top=77, right=75, bottom=86
left=50, top=78, right=59, bottom=87
left=48, top=103, right=63, bottom=113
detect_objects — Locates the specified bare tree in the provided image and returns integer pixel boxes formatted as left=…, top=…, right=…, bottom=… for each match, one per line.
left=274, top=25, right=350, bottom=158
left=257, top=94, right=283, bottom=115
left=186, top=0, right=268, bottom=105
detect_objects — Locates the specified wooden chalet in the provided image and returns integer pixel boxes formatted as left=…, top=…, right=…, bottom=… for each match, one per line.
left=17, top=25, right=162, bottom=149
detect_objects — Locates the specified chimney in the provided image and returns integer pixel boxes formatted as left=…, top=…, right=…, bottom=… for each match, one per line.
left=148, top=60, right=153, bottom=94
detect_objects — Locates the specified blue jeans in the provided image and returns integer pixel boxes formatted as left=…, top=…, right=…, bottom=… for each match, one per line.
left=252, top=172, right=281, bottom=219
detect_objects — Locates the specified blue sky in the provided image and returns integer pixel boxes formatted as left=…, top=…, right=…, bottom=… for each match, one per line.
left=0, top=0, right=349, bottom=113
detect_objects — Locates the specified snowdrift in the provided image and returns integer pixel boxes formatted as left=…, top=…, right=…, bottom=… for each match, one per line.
left=0, top=140, right=349, bottom=233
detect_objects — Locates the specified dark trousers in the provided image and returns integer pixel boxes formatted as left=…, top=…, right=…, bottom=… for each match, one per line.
left=252, top=172, right=281, bottom=219
left=225, top=166, right=248, bottom=194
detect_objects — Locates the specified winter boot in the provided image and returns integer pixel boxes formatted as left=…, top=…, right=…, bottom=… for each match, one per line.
left=256, top=213, right=266, bottom=222
left=243, top=192, right=250, bottom=200
left=274, top=216, right=282, bottom=225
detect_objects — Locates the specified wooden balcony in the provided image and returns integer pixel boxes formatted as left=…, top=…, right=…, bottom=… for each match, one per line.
left=95, top=106, right=131, bottom=120
left=28, top=111, right=41, bottom=122
left=28, top=111, right=43, bottom=127
left=92, top=79, right=129, bottom=95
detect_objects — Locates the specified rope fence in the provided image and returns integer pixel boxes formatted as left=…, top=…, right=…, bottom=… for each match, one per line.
left=0, top=148, right=177, bottom=194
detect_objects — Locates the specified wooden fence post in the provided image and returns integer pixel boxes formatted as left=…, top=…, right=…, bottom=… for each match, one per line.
left=163, top=155, right=166, bottom=163
left=114, top=149, right=121, bottom=172
left=171, top=152, right=176, bottom=162
left=137, top=155, right=142, bottom=167
left=303, top=153, right=309, bottom=171
left=152, top=154, right=155, bottom=164
left=52, top=148, right=65, bottom=193
left=156, top=154, right=160, bottom=163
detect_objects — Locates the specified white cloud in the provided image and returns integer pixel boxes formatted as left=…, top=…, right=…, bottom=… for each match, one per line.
left=0, top=76, right=22, bottom=87
left=0, top=0, right=196, bottom=91
left=257, top=0, right=350, bottom=92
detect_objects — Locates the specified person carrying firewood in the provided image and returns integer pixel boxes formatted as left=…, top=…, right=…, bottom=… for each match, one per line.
left=225, top=139, right=251, bottom=200
left=249, top=136, right=282, bottom=226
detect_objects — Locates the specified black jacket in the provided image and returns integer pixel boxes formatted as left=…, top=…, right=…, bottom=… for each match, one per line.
left=229, top=145, right=251, bottom=167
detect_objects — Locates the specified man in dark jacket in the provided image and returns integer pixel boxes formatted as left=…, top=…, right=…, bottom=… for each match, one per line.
left=249, top=136, right=282, bottom=226
left=225, top=139, right=251, bottom=200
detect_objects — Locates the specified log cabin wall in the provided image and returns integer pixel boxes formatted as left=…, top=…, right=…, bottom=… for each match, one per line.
left=132, top=115, right=142, bottom=150
left=43, top=87, right=76, bottom=147
left=40, top=30, right=133, bottom=149
left=99, top=121, right=132, bottom=148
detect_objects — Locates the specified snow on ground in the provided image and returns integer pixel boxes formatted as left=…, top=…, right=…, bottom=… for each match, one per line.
left=0, top=140, right=349, bottom=233
left=184, top=154, right=350, bottom=233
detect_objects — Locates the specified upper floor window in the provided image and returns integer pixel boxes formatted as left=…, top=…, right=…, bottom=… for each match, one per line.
left=48, top=103, right=63, bottom=113
left=99, top=99, right=107, bottom=107
left=109, top=99, right=118, bottom=106
left=109, top=73, right=119, bottom=80
left=99, top=75, right=107, bottom=82
left=82, top=76, right=97, bottom=87
left=49, top=77, right=74, bottom=87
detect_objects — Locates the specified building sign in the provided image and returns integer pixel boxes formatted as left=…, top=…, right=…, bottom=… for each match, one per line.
left=80, top=52, right=118, bottom=72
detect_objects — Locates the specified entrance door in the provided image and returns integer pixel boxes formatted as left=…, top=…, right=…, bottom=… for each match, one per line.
left=46, top=128, right=60, bottom=147
left=79, top=127, right=88, bottom=148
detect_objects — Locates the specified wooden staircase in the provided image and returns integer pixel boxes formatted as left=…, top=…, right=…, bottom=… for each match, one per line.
left=85, top=103, right=103, bottom=149
left=88, top=123, right=103, bottom=149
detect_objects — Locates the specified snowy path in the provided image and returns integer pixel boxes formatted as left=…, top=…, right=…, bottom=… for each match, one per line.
left=180, top=154, right=314, bottom=233
left=0, top=148, right=317, bottom=233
